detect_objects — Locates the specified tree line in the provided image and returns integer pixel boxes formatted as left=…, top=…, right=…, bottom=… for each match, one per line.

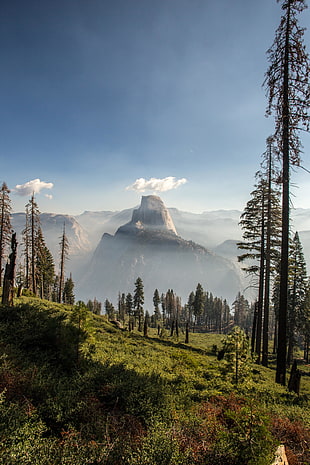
left=102, top=276, right=252, bottom=343
left=0, top=184, right=74, bottom=305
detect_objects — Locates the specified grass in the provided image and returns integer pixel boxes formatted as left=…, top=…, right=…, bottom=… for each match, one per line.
left=0, top=297, right=309, bottom=464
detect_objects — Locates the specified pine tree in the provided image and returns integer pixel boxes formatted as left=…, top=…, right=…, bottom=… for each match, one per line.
left=133, top=277, right=144, bottom=331
left=287, top=232, right=308, bottom=363
left=238, top=168, right=281, bottom=364
left=264, top=0, right=310, bottom=384
left=63, top=274, right=75, bottom=305
left=105, top=299, right=115, bottom=320
left=165, top=289, right=176, bottom=332
left=118, top=292, right=126, bottom=323
left=0, top=182, right=12, bottom=287
left=232, top=292, right=250, bottom=330
left=193, top=283, right=205, bottom=326
left=58, top=223, right=69, bottom=303
left=23, top=194, right=41, bottom=294
left=153, top=289, right=161, bottom=324
left=222, top=327, right=251, bottom=385
left=36, top=227, right=55, bottom=299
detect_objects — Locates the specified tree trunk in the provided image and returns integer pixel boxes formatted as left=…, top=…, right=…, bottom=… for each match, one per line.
left=256, top=194, right=265, bottom=364
left=2, top=233, right=17, bottom=306
left=185, top=321, right=189, bottom=343
left=276, top=1, right=290, bottom=386
left=251, top=303, right=258, bottom=356
left=262, top=143, right=272, bottom=367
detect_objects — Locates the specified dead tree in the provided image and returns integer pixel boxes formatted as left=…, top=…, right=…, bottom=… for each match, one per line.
left=2, top=233, right=17, bottom=305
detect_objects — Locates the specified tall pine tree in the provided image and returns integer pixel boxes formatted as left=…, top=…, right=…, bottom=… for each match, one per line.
left=287, top=232, right=308, bottom=364
left=133, top=277, right=144, bottom=331
left=264, top=0, right=310, bottom=384
left=58, top=223, right=69, bottom=303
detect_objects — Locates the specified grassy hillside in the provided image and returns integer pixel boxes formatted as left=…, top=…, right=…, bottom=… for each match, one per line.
left=0, top=297, right=309, bottom=464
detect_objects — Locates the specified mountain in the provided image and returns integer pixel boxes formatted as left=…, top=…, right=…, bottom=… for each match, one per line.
left=10, top=202, right=310, bottom=305
left=11, top=212, right=92, bottom=274
left=78, top=195, right=244, bottom=306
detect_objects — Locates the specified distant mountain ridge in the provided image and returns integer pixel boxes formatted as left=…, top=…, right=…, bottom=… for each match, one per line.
left=10, top=202, right=310, bottom=304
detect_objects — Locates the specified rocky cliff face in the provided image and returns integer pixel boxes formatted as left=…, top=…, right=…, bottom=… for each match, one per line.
left=117, top=195, right=177, bottom=236
left=78, top=196, right=243, bottom=306
left=11, top=212, right=91, bottom=275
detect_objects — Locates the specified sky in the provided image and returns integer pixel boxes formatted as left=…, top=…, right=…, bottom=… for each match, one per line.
left=1, top=0, right=310, bottom=215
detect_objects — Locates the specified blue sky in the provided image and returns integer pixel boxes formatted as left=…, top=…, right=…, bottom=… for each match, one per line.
left=1, top=0, right=310, bottom=215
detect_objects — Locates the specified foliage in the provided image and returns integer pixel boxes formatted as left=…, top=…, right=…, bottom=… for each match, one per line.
left=0, top=298, right=309, bottom=464
left=221, top=327, right=251, bottom=385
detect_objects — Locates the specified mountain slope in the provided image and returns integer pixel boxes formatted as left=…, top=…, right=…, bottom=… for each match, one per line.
left=79, top=196, right=243, bottom=305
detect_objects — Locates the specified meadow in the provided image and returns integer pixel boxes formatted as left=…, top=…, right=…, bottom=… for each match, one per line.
left=0, top=297, right=309, bottom=464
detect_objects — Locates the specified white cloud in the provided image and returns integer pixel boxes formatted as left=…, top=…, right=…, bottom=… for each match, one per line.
left=45, top=194, right=53, bottom=200
left=15, top=178, right=54, bottom=197
left=126, top=176, right=187, bottom=193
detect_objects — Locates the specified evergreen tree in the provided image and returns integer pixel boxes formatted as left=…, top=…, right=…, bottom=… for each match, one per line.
left=23, top=194, right=41, bottom=294
left=193, top=283, right=205, bottom=326
left=161, top=292, right=167, bottom=327
left=221, top=326, right=251, bottom=385
left=133, top=277, right=144, bottom=331
left=287, top=232, right=308, bottom=363
left=165, top=289, right=176, bottom=331
left=58, top=223, right=69, bottom=303
left=86, top=298, right=102, bottom=315
left=126, top=292, right=133, bottom=316
left=153, top=289, right=161, bottom=324
left=118, top=292, right=126, bottom=323
left=36, top=227, right=55, bottom=300
left=63, top=274, right=75, bottom=305
left=232, top=292, right=250, bottom=331
left=105, top=299, right=115, bottom=320
left=0, top=182, right=12, bottom=287
left=238, top=168, right=281, bottom=364
left=264, top=0, right=310, bottom=385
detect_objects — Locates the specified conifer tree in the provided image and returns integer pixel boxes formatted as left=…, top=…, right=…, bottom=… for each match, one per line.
left=153, top=288, right=161, bottom=324
left=0, top=182, right=12, bottom=287
left=105, top=299, right=115, bottom=320
left=23, top=194, right=41, bottom=294
left=63, top=274, right=75, bottom=305
left=133, top=277, right=144, bottom=331
left=58, top=223, right=69, bottom=303
left=118, top=292, right=126, bottom=323
left=126, top=292, right=133, bottom=315
left=238, top=169, right=281, bottom=364
left=232, top=292, right=250, bottom=330
left=287, top=232, right=308, bottom=363
left=36, top=227, right=55, bottom=299
left=264, top=0, right=310, bottom=384
left=193, top=283, right=205, bottom=326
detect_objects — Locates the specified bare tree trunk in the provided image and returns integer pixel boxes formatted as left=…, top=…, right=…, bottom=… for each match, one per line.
left=256, top=192, right=265, bottom=364
left=185, top=321, right=189, bottom=344
left=262, top=142, right=273, bottom=367
left=2, top=233, right=17, bottom=306
left=276, top=2, right=290, bottom=386
left=251, top=302, right=258, bottom=356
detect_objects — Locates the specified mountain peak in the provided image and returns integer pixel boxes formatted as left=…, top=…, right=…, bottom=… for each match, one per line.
left=119, top=195, right=177, bottom=235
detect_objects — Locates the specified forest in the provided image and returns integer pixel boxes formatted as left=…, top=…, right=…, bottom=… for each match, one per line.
left=2, top=0, right=310, bottom=463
